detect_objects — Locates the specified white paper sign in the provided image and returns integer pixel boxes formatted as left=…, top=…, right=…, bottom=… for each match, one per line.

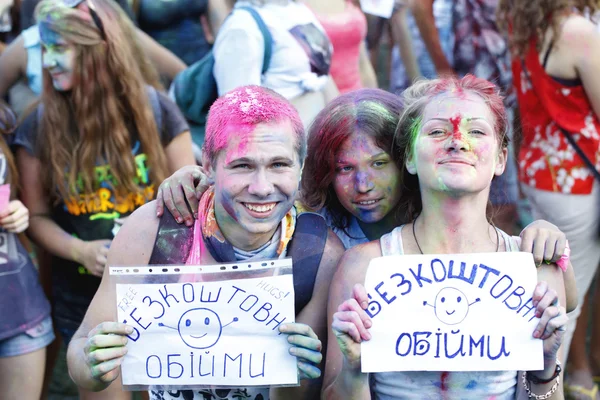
left=361, top=252, right=543, bottom=372
left=113, top=263, right=298, bottom=388
left=360, top=0, right=395, bottom=18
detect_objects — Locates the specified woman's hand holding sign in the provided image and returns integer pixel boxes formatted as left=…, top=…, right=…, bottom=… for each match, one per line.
left=331, top=283, right=372, bottom=371
left=83, top=322, right=132, bottom=388
left=280, top=322, right=324, bottom=379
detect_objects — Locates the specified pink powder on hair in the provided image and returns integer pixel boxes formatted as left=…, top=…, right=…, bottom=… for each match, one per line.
left=205, top=86, right=303, bottom=162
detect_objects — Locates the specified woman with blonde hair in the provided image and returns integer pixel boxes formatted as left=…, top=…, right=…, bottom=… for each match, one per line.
left=14, top=1, right=194, bottom=397
left=498, top=1, right=600, bottom=397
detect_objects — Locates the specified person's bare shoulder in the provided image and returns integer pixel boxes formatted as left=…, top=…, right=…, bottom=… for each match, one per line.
left=559, top=14, right=600, bottom=51
left=335, top=240, right=383, bottom=288
left=108, top=201, right=160, bottom=266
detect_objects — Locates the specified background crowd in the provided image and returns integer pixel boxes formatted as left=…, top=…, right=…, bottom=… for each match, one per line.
left=0, top=0, right=598, bottom=399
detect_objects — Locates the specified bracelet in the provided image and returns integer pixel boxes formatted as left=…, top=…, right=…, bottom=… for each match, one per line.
left=522, top=371, right=560, bottom=399
left=527, top=360, right=562, bottom=384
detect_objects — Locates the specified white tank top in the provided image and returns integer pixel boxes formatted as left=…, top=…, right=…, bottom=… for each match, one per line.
left=372, top=225, right=520, bottom=400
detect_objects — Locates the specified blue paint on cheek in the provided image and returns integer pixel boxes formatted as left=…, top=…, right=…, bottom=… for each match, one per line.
left=465, top=380, right=478, bottom=390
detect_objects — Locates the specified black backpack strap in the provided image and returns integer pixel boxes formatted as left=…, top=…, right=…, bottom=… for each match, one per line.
left=288, top=212, right=329, bottom=315
left=149, top=211, right=195, bottom=265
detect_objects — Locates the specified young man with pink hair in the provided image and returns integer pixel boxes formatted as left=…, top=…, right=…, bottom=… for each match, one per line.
left=66, top=86, right=345, bottom=400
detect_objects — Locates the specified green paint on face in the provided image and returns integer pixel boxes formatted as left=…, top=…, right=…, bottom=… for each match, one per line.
left=407, top=116, right=422, bottom=160
left=361, top=101, right=396, bottom=123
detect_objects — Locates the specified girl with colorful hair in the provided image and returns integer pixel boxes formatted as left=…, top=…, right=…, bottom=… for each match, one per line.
left=497, top=1, right=600, bottom=397
left=13, top=1, right=194, bottom=397
left=324, top=75, right=571, bottom=400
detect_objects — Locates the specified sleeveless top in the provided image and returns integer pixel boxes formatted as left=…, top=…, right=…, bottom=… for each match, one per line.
left=313, top=1, right=367, bottom=94
left=512, top=37, right=600, bottom=194
left=371, top=225, right=519, bottom=400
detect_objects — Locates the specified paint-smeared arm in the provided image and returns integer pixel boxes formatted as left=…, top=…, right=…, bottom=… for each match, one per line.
left=0, top=34, right=27, bottom=99
left=514, top=265, right=567, bottom=400
left=519, top=220, right=577, bottom=312
left=67, top=201, right=159, bottom=392
left=155, top=165, right=209, bottom=226
left=270, top=230, right=345, bottom=400
left=322, top=243, right=378, bottom=400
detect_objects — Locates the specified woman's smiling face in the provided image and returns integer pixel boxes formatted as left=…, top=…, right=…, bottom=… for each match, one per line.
left=406, top=91, right=507, bottom=195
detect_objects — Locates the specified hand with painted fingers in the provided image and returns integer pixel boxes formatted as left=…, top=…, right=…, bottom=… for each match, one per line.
left=155, top=165, right=210, bottom=227
left=520, top=220, right=567, bottom=266
left=279, top=322, right=323, bottom=380
left=530, top=281, right=568, bottom=378
left=0, top=200, right=29, bottom=233
left=331, top=284, right=373, bottom=371
left=81, top=239, right=112, bottom=277
left=84, top=322, right=132, bottom=386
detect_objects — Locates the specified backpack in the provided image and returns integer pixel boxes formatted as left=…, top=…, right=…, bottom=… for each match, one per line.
left=171, top=6, right=273, bottom=147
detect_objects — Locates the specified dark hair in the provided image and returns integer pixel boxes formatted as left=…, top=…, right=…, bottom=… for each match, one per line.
left=395, top=75, right=509, bottom=222
left=301, top=88, right=403, bottom=231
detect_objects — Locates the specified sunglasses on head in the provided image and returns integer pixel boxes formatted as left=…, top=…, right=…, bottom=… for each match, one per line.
left=63, top=0, right=107, bottom=40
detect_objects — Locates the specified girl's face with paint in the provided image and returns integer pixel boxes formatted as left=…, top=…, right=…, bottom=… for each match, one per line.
left=406, top=91, right=507, bottom=195
left=40, top=24, right=76, bottom=92
left=333, top=133, right=402, bottom=224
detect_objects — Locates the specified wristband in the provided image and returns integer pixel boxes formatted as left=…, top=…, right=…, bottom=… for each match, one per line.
left=526, top=359, right=562, bottom=385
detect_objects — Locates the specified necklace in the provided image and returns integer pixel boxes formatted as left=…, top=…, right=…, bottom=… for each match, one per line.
left=411, top=216, right=500, bottom=254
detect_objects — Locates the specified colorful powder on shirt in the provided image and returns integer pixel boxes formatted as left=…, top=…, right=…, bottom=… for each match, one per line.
left=440, top=371, right=450, bottom=391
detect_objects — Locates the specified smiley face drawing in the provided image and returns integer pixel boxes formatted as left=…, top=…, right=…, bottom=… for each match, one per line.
left=423, top=287, right=480, bottom=325
left=159, top=308, right=238, bottom=349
